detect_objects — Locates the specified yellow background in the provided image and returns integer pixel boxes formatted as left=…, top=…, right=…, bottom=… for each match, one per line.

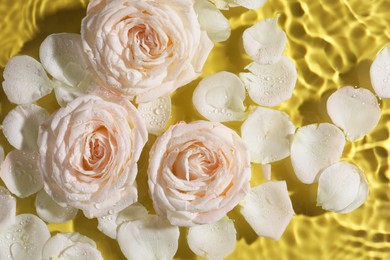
left=1, top=0, right=390, bottom=259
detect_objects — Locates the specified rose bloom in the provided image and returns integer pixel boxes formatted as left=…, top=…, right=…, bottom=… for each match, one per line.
left=38, top=95, right=148, bottom=218
left=81, top=0, right=213, bottom=103
left=148, top=121, right=251, bottom=226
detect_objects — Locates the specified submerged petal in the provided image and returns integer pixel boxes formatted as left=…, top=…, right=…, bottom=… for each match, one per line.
left=370, top=44, right=390, bottom=98
left=138, top=96, right=171, bottom=136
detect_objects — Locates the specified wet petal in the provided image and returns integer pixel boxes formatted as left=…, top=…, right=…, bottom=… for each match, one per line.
left=35, top=189, right=78, bottom=223
left=0, top=214, right=50, bottom=260
left=54, top=79, right=89, bottom=107
left=117, top=215, right=179, bottom=260
left=370, top=44, right=390, bottom=98
left=187, top=217, right=236, bottom=260
left=242, top=16, right=287, bottom=64
left=233, top=0, right=267, bottom=9
left=240, top=181, right=294, bottom=240
left=40, top=33, right=87, bottom=87
left=59, top=244, right=103, bottom=260
left=195, top=0, right=231, bottom=42
left=290, top=123, right=346, bottom=184
left=2, top=104, right=49, bottom=151
left=241, top=107, right=295, bottom=164
left=327, top=86, right=381, bottom=141
left=317, top=162, right=369, bottom=213
left=138, top=96, right=171, bottom=135
left=240, top=57, right=297, bottom=106
left=0, top=186, right=16, bottom=233
left=0, top=150, right=43, bottom=198
left=193, top=71, right=246, bottom=122
left=2, top=55, right=52, bottom=104
left=262, top=164, right=272, bottom=180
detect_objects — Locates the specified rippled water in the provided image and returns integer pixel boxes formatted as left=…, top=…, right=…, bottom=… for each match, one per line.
left=1, top=0, right=390, bottom=259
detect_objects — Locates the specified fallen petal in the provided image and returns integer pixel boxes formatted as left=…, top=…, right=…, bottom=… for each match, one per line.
left=370, top=44, right=390, bottom=98
left=187, top=217, right=236, bottom=259
left=262, top=164, right=272, bottom=180
left=290, top=123, right=346, bottom=184
left=193, top=71, right=246, bottom=122
left=233, top=0, right=267, bottom=9
left=2, top=55, right=52, bottom=104
left=138, top=95, right=171, bottom=135
left=327, top=86, right=381, bottom=141
left=59, top=244, right=103, bottom=260
left=54, top=79, right=89, bottom=107
left=0, top=186, right=16, bottom=233
left=240, top=181, right=294, bottom=240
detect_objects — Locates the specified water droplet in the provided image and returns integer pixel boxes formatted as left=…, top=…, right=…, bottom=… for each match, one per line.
left=94, top=203, right=101, bottom=209
left=154, top=108, right=162, bottom=115
left=108, top=209, right=114, bottom=215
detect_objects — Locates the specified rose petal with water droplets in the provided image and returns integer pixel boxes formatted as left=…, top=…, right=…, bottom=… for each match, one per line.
left=317, top=162, right=369, bottom=213
left=327, top=86, right=381, bottom=141
left=240, top=57, right=297, bottom=107
left=187, top=217, right=236, bottom=259
left=138, top=96, right=171, bottom=135
left=193, top=71, right=246, bottom=122
left=35, top=189, right=78, bottom=223
left=117, top=215, right=179, bottom=260
left=290, top=123, right=346, bottom=184
left=0, top=214, right=50, bottom=260
left=242, top=16, right=287, bottom=64
left=194, top=0, right=231, bottom=42
left=0, top=150, right=43, bottom=198
left=233, top=0, right=267, bottom=9
left=2, top=55, right=52, bottom=104
left=54, top=79, right=89, bottom=107
left=262, top=164, right=272, bottom=180
left=59, top=244, right=103, bottom=260
left=370, top=44, right=390, bottom=98
left=240, top=181, right=294, bottom=240
left=2, top=104, right=49, bottom=151
left=241, top=107, right=295, bottom=164
left=0, top=186, right=16, bottom=233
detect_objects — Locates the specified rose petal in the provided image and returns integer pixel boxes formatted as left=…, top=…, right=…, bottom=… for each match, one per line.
left=0, top=214, right=50, bottom=260
left=59, top=244, right=103, bottom=260
left=241, top=107, right=295, bottom=164
left=240, top=181, right=294, bottom=240
left=317, top=162, right=368, bottom=213
left=2, top=55, right=52, bottom=104
left=327, top=86, right=381, bottom=141
left=138, top=96, right=171, bottom=136
left=262, top=164, right=272, bottom=180
left=192, top=71, right=246, bottom=122
left=0, top=145, right=4, bottom=165
left=35, top=189, right=78, bottom=223
left=240, top=57, right=297, bottom=106
left=194, top=0, right=231, bottom=42
left=2, top=104, right=49, bottom=151
left=117, top=215, right=179, bottom=260
left=40, top=33, right=87, bottom=87
left=370, top=44, right=390, bottom=98
left=0, top=150, right=43, bottom=198
left=187, top=217, right=236, bottom=259
left=233, top=0, right=267, bottom=9
left=290, top=123, right=346, bottom=184
left=242, top=16, right=287, bottom=64
left=53, top=79, right=89, bottom=107
left=0, top=186, right=16, bottom=233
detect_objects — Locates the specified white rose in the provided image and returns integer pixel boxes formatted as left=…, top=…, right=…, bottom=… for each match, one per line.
left=38, top=95, right=148, bottom=218
left=148, top=121, right=251, bottom=226
left=81, top=0, right=213, bottom=103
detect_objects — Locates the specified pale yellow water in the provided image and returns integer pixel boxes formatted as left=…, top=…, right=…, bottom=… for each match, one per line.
left=1, top=0, right=390, bottom=259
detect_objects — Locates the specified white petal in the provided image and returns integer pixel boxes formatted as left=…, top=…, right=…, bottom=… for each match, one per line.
left=262, top=164, right=272, bottom=180
left=0, top=150, right=43, bottom=198
left=290, top=123, right=346, bottom=184
left=2, top=104, right=49, bottom=151
left=35, top=189, right=78, bottom=223
left=40, top=33, right=87, bottom=87
left=0, top=214, right=50, bottom=260
left=209, top=0, right=230, bottom=9
left=59, top=244, right=103, bottom=260
left=53, top=79, right=90, bottom=107
left=117, top=215, right=179, bottom=260
left=0, top=145, right=4, bottom=165
left=187, top=217, right=236, bottom=260
left=192, top=71, right=246, bottom=122
left=327, top=86, right=381, bottom=141
left=317, top=162, right=368, bottom=213
left=370, top=44, right=390, bottom=98
left=242, top=16, right=287, bottom=64
left=240, top=181, right=294, bottom=240
left=195, top=0, right=231, bottom=42
left=232, top=0, right=267, bottom=9
left=0, top=186, right=16, bottom=233
left=2, top=55, right=52, bottom=104
left=138, top=96, right=171, bottom=135
left=241, top=107, right=295, bottom=164
left=240, top=57, right=297, bottom=106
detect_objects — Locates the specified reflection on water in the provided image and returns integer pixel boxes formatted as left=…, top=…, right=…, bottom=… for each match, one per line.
left=1, top=0, right=390, bottom=259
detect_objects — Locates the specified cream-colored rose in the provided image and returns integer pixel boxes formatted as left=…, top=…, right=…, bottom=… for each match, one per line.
left=38, top=95, right=148, bottom=218
left=148, top=121, right=251, bottom=226
left=81, top=0, right=213, bottom=103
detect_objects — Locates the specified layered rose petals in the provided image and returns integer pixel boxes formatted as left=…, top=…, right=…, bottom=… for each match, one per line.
left=148, top=121, right=251, bottom=226
left=37, top=95, right=148, bottom=218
